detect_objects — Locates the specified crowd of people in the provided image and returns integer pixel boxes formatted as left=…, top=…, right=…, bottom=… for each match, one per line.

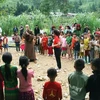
left=0, top=52, right=100, bottom=100
left=0, top=23, right=100, bottom=100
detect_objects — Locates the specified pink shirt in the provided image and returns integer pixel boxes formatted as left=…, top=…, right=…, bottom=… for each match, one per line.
left=61, top=38, right=67, bottom=47
left=17, top=69, right=34, bottom=92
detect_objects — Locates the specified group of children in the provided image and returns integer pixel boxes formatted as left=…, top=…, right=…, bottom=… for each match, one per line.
left=32, top=29, right=100, bottom=65
left=0, top=52, right=100, bottom=100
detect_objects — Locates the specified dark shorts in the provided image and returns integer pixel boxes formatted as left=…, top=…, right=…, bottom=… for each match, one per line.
left=3, top=44, right=8, bottom=48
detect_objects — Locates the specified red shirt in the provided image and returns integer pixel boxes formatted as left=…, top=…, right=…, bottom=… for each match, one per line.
left=70, top=37, right=76, bottom=49
left=0, top=71, right=3, bottom=89
left=43, top=81, right=62, bottom=100
left=42, top=36, right=48, bottom=46
left=53, top=36, right=61, bottom=48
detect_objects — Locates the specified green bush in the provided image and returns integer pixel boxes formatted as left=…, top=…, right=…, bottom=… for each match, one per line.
left=0, top=12, right=100, bottom=36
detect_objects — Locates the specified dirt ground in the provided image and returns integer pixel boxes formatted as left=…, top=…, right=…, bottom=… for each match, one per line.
left=0, top=48, right=92, bottom=100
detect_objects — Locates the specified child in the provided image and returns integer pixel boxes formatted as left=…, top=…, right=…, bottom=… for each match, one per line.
left=39, top=34, right=44, bottom=54
left=20, top=37, right=25, bottom=52
left=79, top=39, right=84, bottom=60
left=0, top=52, right=19, bottom=100
left=86, top=58, right=100, bottom=100
left=0, top=70, right=4, bottom=100
left=42, top=32, right=48, bottom=55
left=34, top=35, right=40, bottom=53
left=17, top=56, right=35, bottom=100
left=89, top=35, right=94, bottom=61
left=94, top=34, right=99, bottom=58
left=68, top=59, right=88, bottom=100
left=14, top=33, right=21, bottom=52
left=73, top=37, right=80, bottom=60
left=0, top=34, right=3, bottom=54
left=48, top=35, right=53, bottom=56
left=3, top=34, right=8, bottom=52
left=61, top=34, right=67, bottom=58
left=70, top=33, right=77, bottom=60
left=84, top=33, right=90, bottom=63
left=66, top=31, right=72, bottom=59
left=43, top=68, right=62, bottom=100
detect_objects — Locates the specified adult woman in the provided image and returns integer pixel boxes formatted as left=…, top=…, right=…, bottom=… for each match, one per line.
left=52, top=30, right=61, bottom=71
left=23, top=25, right=36, bottom=62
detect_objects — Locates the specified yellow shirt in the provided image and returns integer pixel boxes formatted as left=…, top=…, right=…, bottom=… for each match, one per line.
left=84, top=38, right=89, bottom=50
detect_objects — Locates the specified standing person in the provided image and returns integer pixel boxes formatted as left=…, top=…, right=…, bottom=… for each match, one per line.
left=83, top=25, right=90, bottom=33
left=3, top=34, right=8, bottom=52
left=19, top=25, right=24, bottom=39
left=0, top=70, right=4, bottom=100
left=43, top=68, right=62, bottom=100
left=20, top=37, right=25, bottom=52
left=13, top=26, right=18, bottom=35
left=34, top=25, right=40, bottom=36
left=79, top=39, right=84, bottom=60
left=23, top=25, right=36, bottom=63
left=0, top=52, right=19, bottom=100
left=39, top=34, right=44, bottom=54
left=14, top=33, right=21, bottom=52
left=17, top=56, right=35, bottom=100
left=94, top=34, right=99, bottom=58
left=73, top=37, right=80, bottom=60
left=42, top=32, right=48, bottom=55
left=52, top=30, right=61, bottom=71
left=61, top=34, right=67, bottom=58
left=34, top=35, right=40, bottom=53
left=84, top=33, right=90, bottom=63
left=86, top=58, right=100, bottom=100
left=68, top=59, right=88, bottom=100
left=89, top=35, right=94, bottom=62
left=70, top=33, right=77, bottom=60
left=66, top=31, right=72, bottom=59
left=48, top=35, right=53, bottom=56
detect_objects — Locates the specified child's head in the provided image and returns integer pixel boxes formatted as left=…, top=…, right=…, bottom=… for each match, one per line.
left=74, top=59, right=85, bottom=71
left=84, top=33, right=87, bottom=39
left=43, top=32, right=47, bottom=36
left=94, top=34, right=99, bottom=40
left=91, top=58, right=100, bottom=71
left=73, top=33, right=76, bottom=38
left=2, top=52, right=12, bottom=64
left=80, top=39, right=84, bottom=44
left=19, top=56, right=29, bottom=68
left=4, top=34, right=7, bottom=38
left=19, top=56, right=29, bottom=81
left=2, top=52, right=12, bottom=80
left=47, top=68, right=57, bottom=80
left=67, top=31, right=71, bottom=36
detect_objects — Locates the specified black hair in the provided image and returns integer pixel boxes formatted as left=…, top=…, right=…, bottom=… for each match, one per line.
left=91, top=58, right=100, bottom=71
left=53, top=30, right=60, bottom=37
left=47, top=68, right=57, bottom=78
left=19, top=56, right=29, bottom=81
left=74, top=59, right=85, bottom=71
left=2, top=52, right=12, bottom=80
left=90, top=35, right=94, bottom=40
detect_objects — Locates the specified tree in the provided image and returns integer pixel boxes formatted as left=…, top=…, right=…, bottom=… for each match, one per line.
left=40, top=0, right=68, bottom=15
